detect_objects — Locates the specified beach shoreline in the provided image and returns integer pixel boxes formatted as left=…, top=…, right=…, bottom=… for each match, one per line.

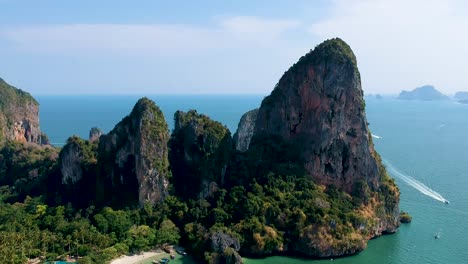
left=110, top=251, right=162, bottom=264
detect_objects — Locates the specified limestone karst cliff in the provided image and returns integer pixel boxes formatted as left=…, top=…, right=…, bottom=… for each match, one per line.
left=169, top=110, right=232, bottom=199
left=254, top=39, right=379, bottom=192
left=233, top=38, right=400, bottom=257
left=97, top=97, right=170, bottom=207
left=233, top=109, right=258, bottom=152
left=0, top=78, right=44, bottom=144
left=58, top=98, right=170, bottom=207
left=252, top=38, right=381, bottom=194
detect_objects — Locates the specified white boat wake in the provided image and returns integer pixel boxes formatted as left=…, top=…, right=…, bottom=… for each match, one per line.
left=371, top=134, right=382, bottom=139
left=383, top=160, right=449, bottom=204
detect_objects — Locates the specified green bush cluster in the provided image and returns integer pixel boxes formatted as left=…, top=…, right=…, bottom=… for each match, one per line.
left=0, top=189, right=180, bottom=264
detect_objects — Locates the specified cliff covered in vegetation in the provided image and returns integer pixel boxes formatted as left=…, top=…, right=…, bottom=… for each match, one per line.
left=169, top=110, right=232, bottom=200
left=0, top=78, right=46, bottom=144
left=0, top=38, right=400, bottom=264
left=58, top=98, right=171, bottom=208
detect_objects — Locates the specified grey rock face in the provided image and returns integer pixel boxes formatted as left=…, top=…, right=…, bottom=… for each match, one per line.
left=209, top=232, right=243, bottom=264
left=89, top=127, right=103, bottom=142
left=59, top=140, right=84, bottom=184
left=0, top=78, right=43, bottom=144
left=210, top=232, right=241, bottom=253
left=98, top=97, right=170, bottom=206
left=233, top=108, right=258, bottom=152
left=250, top=38, right=400, bottom=255
left=253, top=38, right=380, bottom=193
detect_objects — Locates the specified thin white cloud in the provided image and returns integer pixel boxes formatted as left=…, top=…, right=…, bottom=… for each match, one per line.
left=0, top=16, right=302, bottom=57
left=220, top=16, right=301, bottom=35
left=310, top=0, right=468, bottom=94
left=0, top=16, right=312, bottom=94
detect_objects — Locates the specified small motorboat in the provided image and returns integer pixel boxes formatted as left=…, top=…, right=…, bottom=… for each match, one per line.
left=434, top=232, right=441, bottom=239
left=444, top=200, right=449, bottom=205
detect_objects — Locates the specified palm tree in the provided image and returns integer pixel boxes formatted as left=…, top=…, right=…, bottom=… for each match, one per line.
left=40, top=231, right=50, bottom=256
left=50, top=233, right=57, bottom=253
left=65, top=235, right=72, bottom=254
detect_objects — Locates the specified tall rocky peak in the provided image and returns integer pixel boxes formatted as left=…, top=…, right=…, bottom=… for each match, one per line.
left=97, top=97, right=170, bottom=207
left=233, top=108, right=258, bottom=152
left=169, top=110, right=232, bottom=199
left=252, top=38, right=379, bottom=193
left=0, top=77, right=44, bottom=144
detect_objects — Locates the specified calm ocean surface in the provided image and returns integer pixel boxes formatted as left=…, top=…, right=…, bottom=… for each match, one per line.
left=37, top=95, right=468, bottom=263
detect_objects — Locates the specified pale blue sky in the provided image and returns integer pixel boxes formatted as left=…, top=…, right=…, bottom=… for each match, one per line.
left=1, top=0, right=467, bottom=95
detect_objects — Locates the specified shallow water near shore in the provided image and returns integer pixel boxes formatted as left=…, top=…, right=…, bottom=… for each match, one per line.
left=37, top=95, right=468, bottom=263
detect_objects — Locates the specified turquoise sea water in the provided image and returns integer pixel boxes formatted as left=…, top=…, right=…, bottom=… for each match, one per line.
left=37, top=95, right=468, bottom=263
left=37, top=95, right=263, bottom=146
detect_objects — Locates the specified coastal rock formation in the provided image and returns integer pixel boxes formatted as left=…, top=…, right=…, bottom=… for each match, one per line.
left=98, top=98, right=170, bottom=207
left=89, top=127, right=103, bottom=142
left=233, top=109, right=258, bottom=152
left=208, top=232, right=242, bottom=264
left=58, top=136, right=98, bottom=207
left=253, top=38, right=379, bottom=193
left=169, top=110, right=232, bottom=199
left=247, top=38, right=400, bottom=256
left=59, top=136, right=97, bottom=185
left=60, top=138, right=85, bottom=184
left=0, top=78, right=43, bottom=144
left=57, top=99, right=170, bottom=207
left=398, top=85, right=448, bottom=100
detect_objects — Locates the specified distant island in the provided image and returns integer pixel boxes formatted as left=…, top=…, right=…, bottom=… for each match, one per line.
left=454, top=91, right=468, bottom=100
left=454, top=91, right=468, bottom=104
left=398, top=85, right=448, bottom=101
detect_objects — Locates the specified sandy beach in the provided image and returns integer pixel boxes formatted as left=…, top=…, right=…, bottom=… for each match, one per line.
left=110, top=251, right=162, bottom=264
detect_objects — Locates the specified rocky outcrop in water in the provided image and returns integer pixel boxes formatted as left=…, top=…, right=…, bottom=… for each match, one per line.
left=169, top=110, right=232, bottom=199
left=233, top=109, right=258, bottom=152
left=0, top=78, right=44, bottom=144
left=398, top=85, right=448, bottom=100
